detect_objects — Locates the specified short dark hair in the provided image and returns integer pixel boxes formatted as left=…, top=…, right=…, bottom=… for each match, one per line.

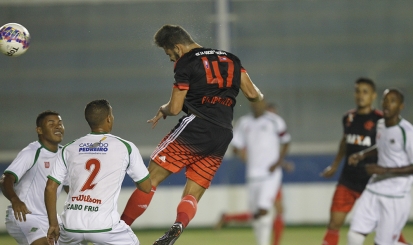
left=36, top=110, right=60, bottom=127
left=85, top=99, right=111, bottom=128
left=154, top=24, right=195, bottom=50
left=355, top=77, right=376, bottom=91
left=384, top=88, right=404, bottom=103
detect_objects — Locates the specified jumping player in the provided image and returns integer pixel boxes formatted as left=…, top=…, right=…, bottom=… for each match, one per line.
left=320, top=78, right=408, bottom=245
left=45, top=99, right=151, bottom=245
left=347, top=88, right=413, bottom=245
left=0, top=111, right=67, bottom=245
left=120, top=24, right=263, bottom=245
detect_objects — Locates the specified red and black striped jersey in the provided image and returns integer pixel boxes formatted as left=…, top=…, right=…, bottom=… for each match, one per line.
left=338, top=109, right=383, bottom=193
left=173, top=47, right=245, bottom=129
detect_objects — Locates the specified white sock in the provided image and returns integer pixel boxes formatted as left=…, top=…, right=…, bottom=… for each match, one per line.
left=347, top=230, right=365, bottom=245
left=252, top=213, right=272, bottom=245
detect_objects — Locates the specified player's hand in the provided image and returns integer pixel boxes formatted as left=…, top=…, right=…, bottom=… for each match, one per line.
left=47, top=225, right=60, bottom=245
left=281, top=160, right=295, bottom=172
left=10, top=198, right=31, bottom=222
left=147, top=108, right=166, bottom=129
left=365, top=164, right=387, bottom=175
left=320, top=165, right=337, bottom=178
left=348, top=153, right=364, bottom=166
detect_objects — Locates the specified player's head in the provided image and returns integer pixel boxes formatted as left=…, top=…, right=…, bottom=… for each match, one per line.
left=154, top=24, right=196, bottom=62
left=382, top=88, right=404, bottom=120
left=266, top=102, right=278, bottom=114
left=85, top=99, right=114, bottom=132
left=354, top=77, right=377, bottom=109
left=36, top=110, right=64, bottom=146
left=250, top=100, right=267, bottom=118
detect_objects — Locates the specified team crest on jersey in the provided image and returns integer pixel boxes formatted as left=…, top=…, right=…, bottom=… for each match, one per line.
left=44, top=162, right=50, bottom=168
left=364, top=120, right=375, bottom=131
left=346, top=134, right=372, bottom=146
left=30, top=227, right=38, bottom=232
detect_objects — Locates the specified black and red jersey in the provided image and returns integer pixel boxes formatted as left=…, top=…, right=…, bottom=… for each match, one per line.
left=173, top=47, right=245, bottom=129
left=338, top=109, right=383, bottom=192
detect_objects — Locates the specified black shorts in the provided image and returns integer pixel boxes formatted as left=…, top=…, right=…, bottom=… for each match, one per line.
left=150, top=114, right=233, bottom=188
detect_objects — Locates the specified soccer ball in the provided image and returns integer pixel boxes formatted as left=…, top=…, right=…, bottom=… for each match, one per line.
left=0, top=23, right=31, bottom=57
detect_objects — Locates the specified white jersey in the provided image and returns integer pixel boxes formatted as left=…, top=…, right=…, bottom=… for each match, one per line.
left=232, top=112, right=291, bottom=179
left=4, top=141, right=65, bottom=216
left=366, top=118, right=413, bottom=197
left=48, top=133, right=149, bottom=233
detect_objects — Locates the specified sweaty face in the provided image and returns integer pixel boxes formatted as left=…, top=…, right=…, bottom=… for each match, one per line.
left=382, top=91, right=403, bottom=119
left=354, top=83, right=376, bottom=109
left=164, top=47, right=180, bottom=62
left=38, top=115, right=65, bottom=145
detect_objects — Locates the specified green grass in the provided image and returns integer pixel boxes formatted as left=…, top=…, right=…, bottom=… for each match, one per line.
left=1, top=224, right=413, bottom=244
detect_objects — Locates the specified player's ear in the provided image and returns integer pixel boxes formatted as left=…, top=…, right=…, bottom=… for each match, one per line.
left=36, top=126, right=43, bottom=135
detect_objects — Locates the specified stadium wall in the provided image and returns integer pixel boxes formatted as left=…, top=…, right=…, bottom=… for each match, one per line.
left=1, top=153, right=413, bottom=231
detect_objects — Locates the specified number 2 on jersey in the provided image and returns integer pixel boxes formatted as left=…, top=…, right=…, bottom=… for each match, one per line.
left=80, top=158, right=101, bottom=192
left=201, top=56, right=234, bottom=88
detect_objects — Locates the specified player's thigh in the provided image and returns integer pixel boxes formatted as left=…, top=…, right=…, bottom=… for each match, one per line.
left=349, top=191, right=378, bottom=234
left=85, top=221, right=139, bottom=245
left=257, top=172, right=282, bottom=210
left=6, top=212, right=48, bottom=245
left=330, top=184, right=360, bottom=213
left=58, top=229, right=88, bottom=245
left=375, top=194, right=411, bottom=245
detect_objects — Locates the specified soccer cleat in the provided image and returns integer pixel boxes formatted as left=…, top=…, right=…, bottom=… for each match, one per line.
left=153, top=222, right=183, bottom=245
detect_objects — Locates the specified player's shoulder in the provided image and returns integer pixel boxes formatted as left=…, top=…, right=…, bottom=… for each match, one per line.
left=343, top=109, right=357, bottom=118
left=399, top=118, right=413, bottom=133
left=19, top=141, right=42, bottom=155
left=371, top=109, right=383, bottom=117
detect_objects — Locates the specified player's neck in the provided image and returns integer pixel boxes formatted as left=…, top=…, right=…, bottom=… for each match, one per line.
left=39, top=139, right=58, bottom=153
left=385, top=116, right=401, bottom=127
left=356, top=106, right=373, bottom=115
left=91, top=126, right=111, bottom=134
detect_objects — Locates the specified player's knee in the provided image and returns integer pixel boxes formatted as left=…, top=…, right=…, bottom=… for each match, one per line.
left=347, top=230, right=365, bottom=245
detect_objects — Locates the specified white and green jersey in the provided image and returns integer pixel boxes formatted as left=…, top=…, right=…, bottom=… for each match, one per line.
left=48, top=133, right=149, bottom=233
left=366, top=118, right=413, bottom=197
left=4, top=141, right=65, bottom=216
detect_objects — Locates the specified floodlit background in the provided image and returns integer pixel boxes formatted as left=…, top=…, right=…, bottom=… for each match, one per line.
left=1, top=0, right=413, bottom=233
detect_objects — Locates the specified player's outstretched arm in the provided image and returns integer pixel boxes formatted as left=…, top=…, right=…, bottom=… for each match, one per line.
left=45, top=178, right=60, bottom=244
left=0, top=173, right=31, bottom=222
left=147, top=87, right=188, bottom=128
left=348, top=145, right=377, bottom=166
left=240, top=72, right=263, bottom=102
left=321, top=136, right=346, bottom=178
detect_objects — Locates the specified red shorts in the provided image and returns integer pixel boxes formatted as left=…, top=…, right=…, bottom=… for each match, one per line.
left=330, top=184, right=362, bottom=213
left=151, top=114, right=233, bottom=189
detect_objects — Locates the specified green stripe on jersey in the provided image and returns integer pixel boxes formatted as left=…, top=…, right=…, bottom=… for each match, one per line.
left=47, top=175, right=61, bottom=185
left=398, top=125, right=407, bottom=151
left=4, top=170, right=19, bottom=183
left=63, top=226, right=112, bottom=233
left=136, top=174, right=150, bottom=184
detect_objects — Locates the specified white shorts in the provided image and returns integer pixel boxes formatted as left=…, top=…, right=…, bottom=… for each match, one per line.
left=349, top=190, right=411, bottom=245
left=59, top=220, right=139, bottom=245
left=5, top=207, right=49, bottom=245
left=248, top=169, right=282, bottom=212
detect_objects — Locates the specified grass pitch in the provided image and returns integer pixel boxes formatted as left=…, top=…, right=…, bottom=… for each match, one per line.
left=1, top=224, right=413, bottom=244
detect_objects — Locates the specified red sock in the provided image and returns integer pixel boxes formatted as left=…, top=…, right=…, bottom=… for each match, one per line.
left=120, top=186, right=156, bottom=225
left=398, top=233, right=407, bottom=243
left=175, top=195, right=198, bottom=228
left=273, top=215, right=284, bottom=245
left=223, top=212, right=253, bottom=223
left=322, top=229, right=339, bottom=245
